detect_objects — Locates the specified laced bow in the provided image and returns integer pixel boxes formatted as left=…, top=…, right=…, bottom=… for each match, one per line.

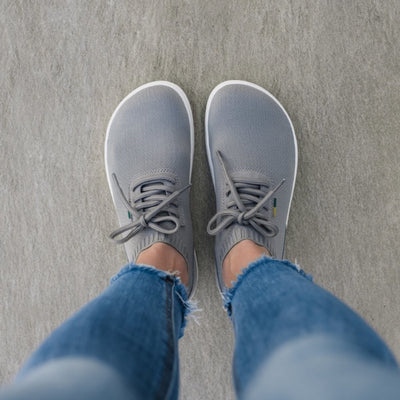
left=109, top=173, right=190, bottom=244
left=207, top=151, right=285, bottom=238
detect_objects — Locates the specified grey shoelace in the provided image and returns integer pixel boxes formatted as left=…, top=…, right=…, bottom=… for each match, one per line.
left=109, top=173, right=190, bottom=244
left=207, top=151, right=285, bottom=238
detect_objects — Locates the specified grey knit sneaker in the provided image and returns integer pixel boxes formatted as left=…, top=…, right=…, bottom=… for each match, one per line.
left=105, top=81, right=198, bottom=298
left=205, top=80, right=297, bottom=292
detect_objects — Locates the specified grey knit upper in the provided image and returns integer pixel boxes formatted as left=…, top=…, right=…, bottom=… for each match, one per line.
left=105, top=82, right=197, bottom=298
left=206, top=81, right=297, bottom=292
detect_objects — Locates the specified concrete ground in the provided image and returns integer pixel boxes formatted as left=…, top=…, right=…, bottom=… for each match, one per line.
left=1, top=1, right=400, bottom=398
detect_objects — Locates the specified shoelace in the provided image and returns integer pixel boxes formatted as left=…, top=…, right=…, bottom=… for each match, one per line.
left=207, top=151, right=285, bottom=238
left=109, top=173, right=190, bottom=244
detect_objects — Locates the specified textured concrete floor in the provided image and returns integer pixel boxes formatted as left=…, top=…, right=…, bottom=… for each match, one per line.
left=1, top=1, right=400, bottom=399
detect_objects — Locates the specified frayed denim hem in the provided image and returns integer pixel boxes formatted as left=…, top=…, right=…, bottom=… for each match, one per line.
left=111, top=263, right=199, bottom=337
left=223, top=256, right=313, bottom=317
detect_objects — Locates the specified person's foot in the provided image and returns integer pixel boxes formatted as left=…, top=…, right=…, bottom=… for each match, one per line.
left=205, top=80, right=297, bottom=291
left=222, top=240, right=271, bottom=288
left=105, top=81, right=198, bottom=297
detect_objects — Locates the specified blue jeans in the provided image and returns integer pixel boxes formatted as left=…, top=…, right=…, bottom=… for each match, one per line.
left=1, top=258, right=400, bottom=399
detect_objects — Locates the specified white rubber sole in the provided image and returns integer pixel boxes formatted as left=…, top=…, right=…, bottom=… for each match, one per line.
left=205, top=79, right=298, bottom=229
left=104, top=81, right=198, bottom=299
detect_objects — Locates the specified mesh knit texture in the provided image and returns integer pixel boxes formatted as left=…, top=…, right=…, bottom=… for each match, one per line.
left=206, top=81, right=297, bottom=292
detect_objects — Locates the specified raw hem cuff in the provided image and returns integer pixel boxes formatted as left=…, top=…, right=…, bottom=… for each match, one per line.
left=111, top=263, right=198, bottom=337
left=222, top=256, right=313, bottom=317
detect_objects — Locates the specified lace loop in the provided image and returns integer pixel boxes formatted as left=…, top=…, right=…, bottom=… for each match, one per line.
left=207, top=151, right=284, bottom=238
left=109, top=173, right=190, bottom=244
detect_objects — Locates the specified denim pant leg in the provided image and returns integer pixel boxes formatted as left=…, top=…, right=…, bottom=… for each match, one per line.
left=1, top=264, right=190, bottom=400
left=225, top=256, right=400, bottom=400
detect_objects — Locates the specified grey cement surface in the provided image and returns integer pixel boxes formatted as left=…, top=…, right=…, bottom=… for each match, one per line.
left=1, top=0, right=400, bottom=398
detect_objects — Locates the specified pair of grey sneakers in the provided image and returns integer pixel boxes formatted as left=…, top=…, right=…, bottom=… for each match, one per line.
left=105, top=81, right=297, bottom=299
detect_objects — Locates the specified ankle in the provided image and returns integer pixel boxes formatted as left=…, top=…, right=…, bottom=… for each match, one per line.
left=136, top=242, right=188, bottom=285
left=222, top=240, right=270, bottom=288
